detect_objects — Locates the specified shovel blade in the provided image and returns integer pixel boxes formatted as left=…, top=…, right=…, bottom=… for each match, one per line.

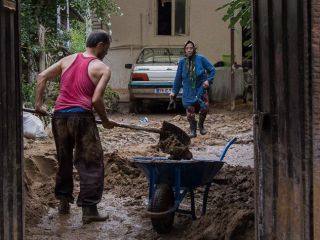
left=160, top=121, right=191, bottom=146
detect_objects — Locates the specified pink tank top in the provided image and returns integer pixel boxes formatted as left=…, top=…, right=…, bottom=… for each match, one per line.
left=54, top=54, right=97, bottom=111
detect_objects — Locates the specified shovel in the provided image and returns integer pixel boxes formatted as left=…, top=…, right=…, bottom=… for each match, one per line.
left=23, top=108, right=191, bottom=146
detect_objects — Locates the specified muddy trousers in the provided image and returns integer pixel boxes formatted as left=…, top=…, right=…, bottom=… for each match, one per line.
left=186, top=90, right=209, bottom=122
left=52, top=112, right=104, bottom=207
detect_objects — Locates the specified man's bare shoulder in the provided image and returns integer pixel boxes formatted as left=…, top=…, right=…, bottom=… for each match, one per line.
left=90, top=59, right=111, bottom=73
left=88, top=59, right=111, bottom=84
left=61, top=54, right=78, bottom=64
left=57, top=53, right=78, bottom=73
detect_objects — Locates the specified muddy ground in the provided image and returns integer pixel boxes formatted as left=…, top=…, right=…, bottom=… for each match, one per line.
left=24, top=102, right=254, bottom=240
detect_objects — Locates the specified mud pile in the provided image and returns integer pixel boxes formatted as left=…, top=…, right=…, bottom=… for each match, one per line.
left=180, top=165, right=255, bottom=240
left=104, top=151, right=148, bottom=200
left=23, top=139, right=58, bottom=226
left=158, top=134, right=193, bottom=160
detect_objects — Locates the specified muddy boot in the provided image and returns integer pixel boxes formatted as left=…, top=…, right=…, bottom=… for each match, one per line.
left=189, top=120, right=197, bottom=138
left=82, top=205, right=108, bottom=224
left=58, top=197, right=70, bottom=215
left=198, top=115, right=207, bottom=135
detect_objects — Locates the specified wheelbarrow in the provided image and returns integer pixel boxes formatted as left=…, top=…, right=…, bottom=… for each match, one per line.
left=131, top=137, right=237, bottom=234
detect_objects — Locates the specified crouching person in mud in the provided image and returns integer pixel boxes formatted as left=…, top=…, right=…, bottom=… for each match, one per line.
left=35, top=30, right=115, bottom=224
left=170, top=40, right=215, bottom=138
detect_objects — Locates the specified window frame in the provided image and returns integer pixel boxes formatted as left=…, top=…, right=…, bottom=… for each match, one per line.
left=155, top=0, right=190, bottom=36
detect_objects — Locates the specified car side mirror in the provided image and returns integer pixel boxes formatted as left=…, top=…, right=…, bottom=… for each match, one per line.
left=125, top=64, right=132, bottom=69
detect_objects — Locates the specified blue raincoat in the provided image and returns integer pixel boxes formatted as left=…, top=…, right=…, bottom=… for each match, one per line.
left=172, top=54, right=215, bottom=108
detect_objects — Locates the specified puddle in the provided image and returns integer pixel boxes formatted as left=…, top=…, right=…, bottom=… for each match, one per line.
left=26, top=193, right=154, bottom=240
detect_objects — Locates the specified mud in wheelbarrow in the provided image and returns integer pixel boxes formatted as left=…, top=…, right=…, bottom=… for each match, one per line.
left=130, top=137, right=237, bottom=234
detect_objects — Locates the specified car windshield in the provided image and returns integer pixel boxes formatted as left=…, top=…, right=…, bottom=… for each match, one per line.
left=136, top=48, right=184, bottom=64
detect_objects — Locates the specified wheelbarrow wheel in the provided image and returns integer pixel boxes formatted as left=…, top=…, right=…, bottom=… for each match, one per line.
left=149, top=184, right=175, bottom=234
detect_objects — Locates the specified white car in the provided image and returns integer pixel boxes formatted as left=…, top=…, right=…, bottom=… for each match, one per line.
left=127, top=47, right=184, bottom=112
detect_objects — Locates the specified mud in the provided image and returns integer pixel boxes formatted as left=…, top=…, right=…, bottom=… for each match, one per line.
left=24, top=102, right=255, bottom=240
left=184, top=165, right=255, bottom=240
left=104, top=151, right=148, bottom=200
left=158, top=134, right=193, bottom=160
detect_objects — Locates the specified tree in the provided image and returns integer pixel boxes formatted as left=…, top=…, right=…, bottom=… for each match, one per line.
left=217, top=0, right=252, bottom=59
left=21, top=0, right=120, bottom=109
left=71, top=0, right=120, bottom=25
left=21, top=0, right=120, bottom=75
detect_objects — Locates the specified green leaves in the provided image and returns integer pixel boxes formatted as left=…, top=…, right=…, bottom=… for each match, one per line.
left=20, top=0, right=120, bottom=71
left=71, top=0, right=121, bottom=24
left=104, top=86, right=119, bottom=112
left=69, top=21, right=86, bottom=54
left=21, top=0, right=121, bottom=108
left=217, top=0, right=252, bottom=59
left=216, top=0, right=251, bottom=29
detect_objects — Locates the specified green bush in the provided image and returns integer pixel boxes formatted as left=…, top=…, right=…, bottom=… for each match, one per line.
left=45, top=80, right=60, bottom=111
left=22, top=76, right=59, bottom=111
left=104, top=86, right=119, bottom=112
left=22, top=80, right=36, bottom=108
left=22, top=77, right=119, bottom=113
left=69, top=21, right=86, bottom=54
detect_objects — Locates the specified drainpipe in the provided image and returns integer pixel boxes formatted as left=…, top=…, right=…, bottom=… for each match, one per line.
left=140, top=13, right=143, bottom=47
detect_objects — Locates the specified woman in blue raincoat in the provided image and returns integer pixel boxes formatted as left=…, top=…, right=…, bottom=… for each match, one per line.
left=170, top=40, right=215, bottom=138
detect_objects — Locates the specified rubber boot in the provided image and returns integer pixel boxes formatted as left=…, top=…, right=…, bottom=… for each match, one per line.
left=58, top=197, right=70, bottom=215
left=82, top=205, right=108, bottom=224
left=198, top=115, right=207, bottom=135
left=189, top=120, right=197, bottom=138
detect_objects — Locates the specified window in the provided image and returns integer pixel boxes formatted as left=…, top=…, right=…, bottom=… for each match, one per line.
left=136, top=48, right=184, bottom=64
left=157, top=0, right=188, bottom=36
left=175, top=0, right=186, bottom=35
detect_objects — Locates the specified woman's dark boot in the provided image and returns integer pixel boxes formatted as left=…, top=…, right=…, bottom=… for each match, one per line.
left=198, top=115, right=207, bottom=135
left=82, top=205, right=109, bottom=224
left=189, top=120, right=197, bottom=138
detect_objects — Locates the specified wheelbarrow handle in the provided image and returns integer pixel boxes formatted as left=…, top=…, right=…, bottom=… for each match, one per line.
left=219, top=137, right=237, bottom=161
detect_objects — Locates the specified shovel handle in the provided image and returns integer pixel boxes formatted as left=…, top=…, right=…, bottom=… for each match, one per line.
left=23, top=108, right=53, bottom=117
left=23, top=108, right=162, bottom=134
left=96, top=120, right=161, bottom=134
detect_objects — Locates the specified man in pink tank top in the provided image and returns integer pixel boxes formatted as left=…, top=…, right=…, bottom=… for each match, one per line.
left=35, top=30, right=114, bottom=224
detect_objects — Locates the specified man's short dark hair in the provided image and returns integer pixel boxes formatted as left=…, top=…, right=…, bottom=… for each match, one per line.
left=86, top=30, right=111, bottom=48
